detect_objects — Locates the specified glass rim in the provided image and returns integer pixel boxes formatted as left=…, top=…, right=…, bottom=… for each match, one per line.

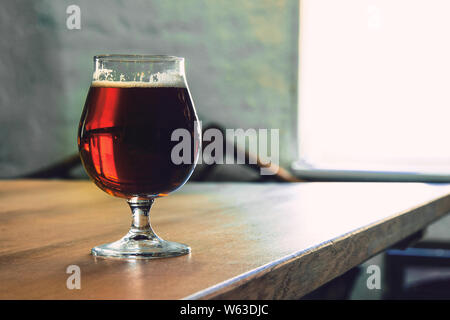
left=94, top=54, right=184, bottom=63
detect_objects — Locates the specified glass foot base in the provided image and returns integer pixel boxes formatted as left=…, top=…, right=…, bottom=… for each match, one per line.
left=91, top=232, right=190, bottom=259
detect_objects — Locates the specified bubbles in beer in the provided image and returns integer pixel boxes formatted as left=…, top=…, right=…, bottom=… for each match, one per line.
left=92, top=66, right=186, bottom=88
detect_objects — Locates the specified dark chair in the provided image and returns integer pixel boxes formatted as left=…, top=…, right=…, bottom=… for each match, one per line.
left=383, top=224, right=450, bottom=299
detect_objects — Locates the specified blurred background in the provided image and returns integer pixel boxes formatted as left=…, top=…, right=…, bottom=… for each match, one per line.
left=1, top=0, right=450, bottom=299
left=0, top=0, right=298, bottom=180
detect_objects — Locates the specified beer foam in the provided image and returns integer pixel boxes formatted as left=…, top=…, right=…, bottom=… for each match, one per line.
left=92, top=72, right=186, bottom=88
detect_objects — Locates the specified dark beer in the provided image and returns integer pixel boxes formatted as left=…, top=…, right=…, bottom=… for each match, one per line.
left=78, top=82, right=199, bottom=199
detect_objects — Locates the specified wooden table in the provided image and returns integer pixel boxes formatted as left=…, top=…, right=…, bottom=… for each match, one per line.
left=1, top=180, right=449, bottom=299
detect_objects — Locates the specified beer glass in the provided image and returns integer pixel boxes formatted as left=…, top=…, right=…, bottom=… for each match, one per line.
left=78, top=55, right=200, bottom=259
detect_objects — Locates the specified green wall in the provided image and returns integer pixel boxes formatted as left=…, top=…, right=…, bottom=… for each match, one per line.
left=0, top=0, right=298, bottom=178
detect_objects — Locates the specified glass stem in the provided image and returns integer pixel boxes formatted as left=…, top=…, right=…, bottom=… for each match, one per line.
left=126, top=198, right=159, bottom=241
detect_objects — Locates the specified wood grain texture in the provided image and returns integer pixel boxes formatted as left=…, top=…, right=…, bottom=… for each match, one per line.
left=0, top=180, right=449, bottom=300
